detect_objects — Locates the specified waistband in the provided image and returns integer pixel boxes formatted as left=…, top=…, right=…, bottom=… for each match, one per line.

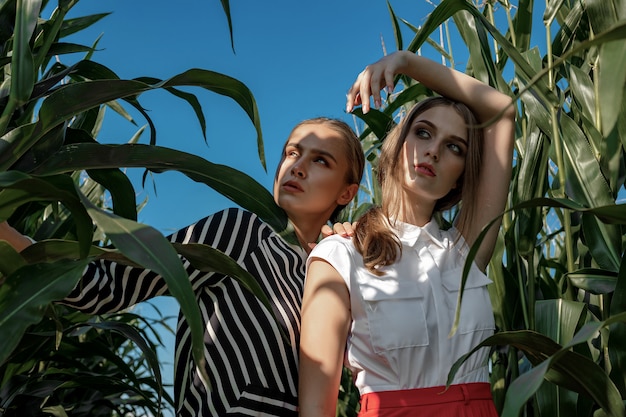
left=360, top=383, right=493, bottom=411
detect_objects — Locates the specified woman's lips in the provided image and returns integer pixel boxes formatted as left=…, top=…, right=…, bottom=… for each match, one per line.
left=416, top=163, right=435, bottom=176
left=282, top=180, right=303, bottom=192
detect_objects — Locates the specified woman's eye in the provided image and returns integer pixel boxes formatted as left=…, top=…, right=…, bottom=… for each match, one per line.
left=314, top=157, right=328, bottom=165
left=416, top=128, right=430, bottom=139
left=448, top=143, right=463, bottom=154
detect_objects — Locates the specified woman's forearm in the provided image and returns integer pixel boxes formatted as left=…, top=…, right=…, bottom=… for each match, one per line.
left=396, top=52, right=513, bottom=122
left=0, top=221, right=34, bottom=252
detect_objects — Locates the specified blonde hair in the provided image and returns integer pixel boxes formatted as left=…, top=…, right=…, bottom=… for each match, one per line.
left=275, top=117, right=364, bottom=222
left=354, top=97, right=483, bottom=274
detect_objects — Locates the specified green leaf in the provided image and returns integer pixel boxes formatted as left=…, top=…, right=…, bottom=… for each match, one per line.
left=598, top=40, right=626, bottom=136
left=0, top=241, right=27, bottom=276
left=406, top=0, right=469, bottom=52
left=449, top=326, right=626, bottom=417
left=544, top=0, right=566, bottom=25
left=158, top=69, right=265, bottom=169
left=385, top=83, right=432, bottom=115
left=569, top=64, right=597, bottom=125
left=405, top=0, right=558, bottom=109
left=386, top=0, right=403, bottom=51
left=586, top=0, right=624, bottom=34
left=76, top=192, right=210, bottom=386
left=1, top=69, right=265, bottom=172
left=535, top=299, right=587, bottom=345
left=69, top=59, right=122, bottom=81
left=86, top=320, right=164, bottom=404
left=45, top=42, right=94, bottom=57
left=219, top=0, right=235, bottom=52
left=513, top=122, right=549, bottom=255
left=452, top=198, right=626, bottom=336
left=0, top=171, right=93, bottom=257
left=352, top=108, right=394, bottom=141
left=0, top=259, right=90, bottom=365
left=453, top=9, right=500, bottom=87
left=580, top=212, right=622, bottom=272
left=522, top=19, right=626, bottom=111
left=521, top=91, right=613, bottom=207
left=608, top=255, right=626, bottom=393
left=32, top=143, right=291, bottom=240
left=565, top=268, right=618, bottom=295
left=550, top=1, right=585, bottom=57
left=86, top=168, right=138, bottom=221
left=397, top=18, right=452, bottom=62
left=486, top=232, right=519, bottom=332
left=511, top=0, right=534, bottom=53
left=559, top=114, right=613, bottom=206
left=59, top=13, right=110, bottom=38
left=18, top=240, right=126, bottom=264
left=11, top=0, right=39, bottom=105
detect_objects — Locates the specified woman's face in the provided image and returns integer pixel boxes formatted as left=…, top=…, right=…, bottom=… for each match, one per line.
left=273, top=124, right=356, bottom=221
left=400, top=105, right=468, bottom=203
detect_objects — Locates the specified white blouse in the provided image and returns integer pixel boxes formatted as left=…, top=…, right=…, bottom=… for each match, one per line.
left=308, top=220, right=495, bottom=394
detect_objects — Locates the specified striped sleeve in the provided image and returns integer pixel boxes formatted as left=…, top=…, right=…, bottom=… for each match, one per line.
left=61, top=208, right=258, bottom=314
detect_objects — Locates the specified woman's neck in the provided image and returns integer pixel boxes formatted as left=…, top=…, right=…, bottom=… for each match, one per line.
left=293, top=226, right=320, bottom=255
left=289, top=218, right=327, bottom=255
left=397, top=199, right=434, bottom=227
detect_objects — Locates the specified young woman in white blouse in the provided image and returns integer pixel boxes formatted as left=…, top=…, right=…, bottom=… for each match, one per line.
left=299, top=51, right=515, bottom=417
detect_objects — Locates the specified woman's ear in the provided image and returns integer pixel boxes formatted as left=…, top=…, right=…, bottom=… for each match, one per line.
left=337, top=183, right=359, bottom=205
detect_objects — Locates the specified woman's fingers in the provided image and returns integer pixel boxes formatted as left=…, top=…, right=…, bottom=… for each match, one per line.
left=333, top=222, right=355, bottom=237
left=346, top=60, right=395, bottom=114
left=320, top=222, right=355, bottom=239
left=320, top=224, right=334, bottom=238
left=367, top=66, right=385, bottom=111
left=346, top=70, right=371, bottom=113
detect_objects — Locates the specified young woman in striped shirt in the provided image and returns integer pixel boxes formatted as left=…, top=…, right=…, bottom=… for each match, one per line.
left=1, top=117, right=365, bottom=416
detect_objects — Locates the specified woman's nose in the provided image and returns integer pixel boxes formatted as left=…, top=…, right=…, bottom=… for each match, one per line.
left=425, top=145, right=439, bottom=161
left=291, top=163, right=306, bottom=178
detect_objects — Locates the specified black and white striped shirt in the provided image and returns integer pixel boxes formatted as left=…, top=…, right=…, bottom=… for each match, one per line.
left=62, top=208, right=306, bottom=416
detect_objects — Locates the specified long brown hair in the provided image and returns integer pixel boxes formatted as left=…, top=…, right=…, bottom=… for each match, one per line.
left=354, top=97, right=483, bottom=274
left=274, top=117, right=365, bottom=222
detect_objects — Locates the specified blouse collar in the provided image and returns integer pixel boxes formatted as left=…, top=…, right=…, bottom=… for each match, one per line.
left=393, top=219, right=447, bottom=250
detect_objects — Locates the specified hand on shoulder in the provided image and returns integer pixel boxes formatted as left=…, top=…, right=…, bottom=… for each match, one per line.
left=308, top=222, right=357, bottom=250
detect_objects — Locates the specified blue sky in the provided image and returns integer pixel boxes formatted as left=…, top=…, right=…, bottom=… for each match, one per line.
left=59, top=0, right=526, bottom=412
left=66, top=0, right=451, bottom=234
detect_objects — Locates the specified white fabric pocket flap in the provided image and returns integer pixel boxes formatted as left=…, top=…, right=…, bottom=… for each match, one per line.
left=360, top=280, right=422, bottom=301
left=441, top=266, right=492, bottom=292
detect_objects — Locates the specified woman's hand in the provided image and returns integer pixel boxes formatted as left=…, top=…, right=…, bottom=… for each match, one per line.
left=320, top=222, right=356, bottom=239
left=346, top=51, right=411, bottom=113
left=308, top=222, right=357, bottom=250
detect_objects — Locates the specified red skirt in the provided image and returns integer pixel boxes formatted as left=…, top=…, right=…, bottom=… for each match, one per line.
left=358, top=383, right=498, bottom=417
